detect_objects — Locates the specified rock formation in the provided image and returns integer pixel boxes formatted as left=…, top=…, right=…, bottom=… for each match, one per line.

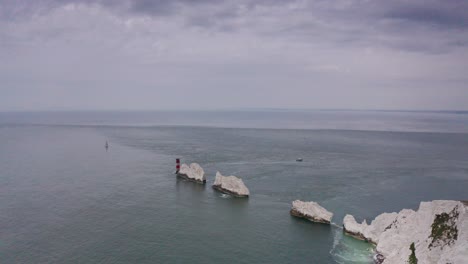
left=343, top=214, right=369, bottom=241
left=177, top=163, right=206, bottom=184
left=212, top=171, right=249, bottom=197
left=290, top=200, right=333, bottom=224
left=343, top=200, right=468, bottom=264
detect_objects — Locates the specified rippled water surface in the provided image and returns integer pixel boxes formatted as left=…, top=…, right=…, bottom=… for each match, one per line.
left=1, top=110, right=468, bottom=263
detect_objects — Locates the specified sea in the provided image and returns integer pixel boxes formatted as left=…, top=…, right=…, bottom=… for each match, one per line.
left=1, top=110, right=468, bottom=263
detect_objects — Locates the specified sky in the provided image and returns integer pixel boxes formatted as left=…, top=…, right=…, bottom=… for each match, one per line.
left=1, top=0, right=468, bottom=111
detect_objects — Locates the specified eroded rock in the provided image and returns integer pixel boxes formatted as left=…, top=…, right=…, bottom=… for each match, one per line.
left=290, top=200, right=333, bottom=224
left=177, top=163, right=206, bottom=184
left=343, top=200, right=468, bottom=264
left=212, top=171, right=249, bottom=197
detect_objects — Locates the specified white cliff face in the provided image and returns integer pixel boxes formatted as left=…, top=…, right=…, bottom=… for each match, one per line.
left=343, top=214, right=368, bottom=240
left=213, top=171, right=250, bottom=197
left=178, top=163, right=206, bottom=182
left=290, top=200, right=333, bottom=224
left=363, top=212, right=399, bottom=244
left=343, top=200, right=468, bottom=264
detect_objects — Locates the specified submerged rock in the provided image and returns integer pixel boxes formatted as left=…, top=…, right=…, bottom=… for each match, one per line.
left=343, top=200, right=468, bottom=264
left=177, top=163, right=206, bottom=184
left=290, top=200, right=333, bottom=224
left=212, top=171, right=249, bottom=197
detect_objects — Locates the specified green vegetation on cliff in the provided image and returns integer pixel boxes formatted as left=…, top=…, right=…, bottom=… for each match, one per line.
left=408, top=242, right=418, bottom=264
left=429, top=206, right=459, bottom=249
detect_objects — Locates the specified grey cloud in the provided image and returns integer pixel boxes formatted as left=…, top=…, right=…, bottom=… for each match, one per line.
left=1, top=0, right=468, bottom=111
left=128, top=0, right=222, bottom=16
left=382, top=0, right=468, bottom=29
left=2, top=0, right=468, bottom=53
left=4, top=0, right=468, bottom=31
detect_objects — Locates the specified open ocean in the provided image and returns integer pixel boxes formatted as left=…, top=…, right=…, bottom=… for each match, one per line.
left=1, top=110, right=468, bottom=263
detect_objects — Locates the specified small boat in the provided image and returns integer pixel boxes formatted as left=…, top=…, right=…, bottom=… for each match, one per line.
left=105, top=141, right=109, bottom=149
left=296, top=158, right=303, bottom=162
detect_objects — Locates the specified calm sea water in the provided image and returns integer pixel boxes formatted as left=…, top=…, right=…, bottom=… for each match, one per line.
left=1, top=110, right=468, bottom=263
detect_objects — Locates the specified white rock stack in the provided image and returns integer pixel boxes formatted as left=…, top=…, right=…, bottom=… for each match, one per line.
left=290, top=200, right=333, bottom=224
left=343, top=214, right=369, bottom=240
left=343, top=200, right=468, bottom=264
left=177, top=163, right=206, bottom=184
left=212, top=171, right=250, bottom=197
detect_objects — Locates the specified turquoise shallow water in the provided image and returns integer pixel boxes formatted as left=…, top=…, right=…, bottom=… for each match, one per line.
left=1, top=111, right=468, bottom=263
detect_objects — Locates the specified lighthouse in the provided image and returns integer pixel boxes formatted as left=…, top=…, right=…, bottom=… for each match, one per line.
left=176, top=158, right=180, bottom=174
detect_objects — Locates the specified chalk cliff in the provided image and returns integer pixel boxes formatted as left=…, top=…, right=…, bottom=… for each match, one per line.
left=343, top=200, right=468, bottom=264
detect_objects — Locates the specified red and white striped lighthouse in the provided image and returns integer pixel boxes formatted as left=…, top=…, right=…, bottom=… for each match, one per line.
left=176, top=158, right=180, bottom=174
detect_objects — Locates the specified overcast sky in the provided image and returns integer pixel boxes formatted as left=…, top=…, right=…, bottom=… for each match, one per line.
left=1, top=0, right=468, bottom=111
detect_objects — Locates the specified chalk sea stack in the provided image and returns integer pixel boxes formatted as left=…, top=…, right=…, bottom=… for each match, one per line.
left=290, top=200, right=333, bottom=224
left=212, top=171, right=249, bottom=197
left=177, top=163, right=206, bottom=184
left=343, top=215, right=369, bottom=241
left=343, top=200, right=468, bottom=264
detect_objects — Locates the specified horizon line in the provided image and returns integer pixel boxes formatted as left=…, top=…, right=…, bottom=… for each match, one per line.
left=1, top=108, right=468, bottom=114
